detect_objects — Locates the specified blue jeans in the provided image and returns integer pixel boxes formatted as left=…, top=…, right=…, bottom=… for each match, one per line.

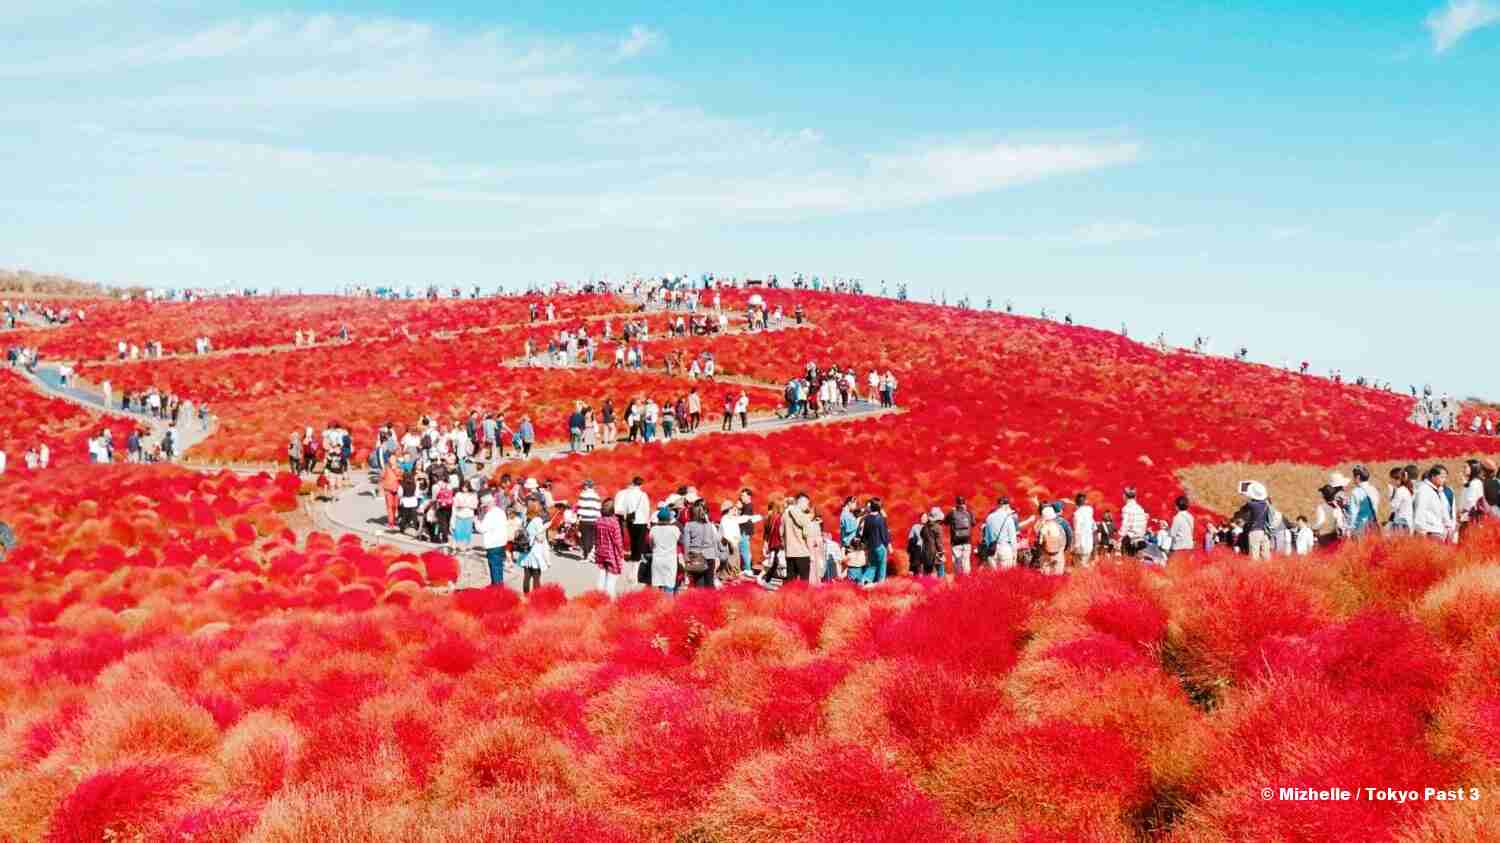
left=643, top=421, right=656, bottom=441
left=486, top=547, right=507, bottom=586
left=739, top=534, right=752, bottom=572
left=862, top=545, right=889, bottom=583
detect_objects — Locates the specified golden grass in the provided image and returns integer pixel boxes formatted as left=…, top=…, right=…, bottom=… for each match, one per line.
left=1177, top=453, right=1500, bottom=518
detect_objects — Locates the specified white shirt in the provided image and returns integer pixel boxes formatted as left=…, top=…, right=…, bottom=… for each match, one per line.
left=1388, top=485, right=1414, bottom=526
left=1169, top=510, right=1194, bottom=552
left=478, top=506, right=510, bottom=548
left=734, top=395, right=749, bottom=413
left=613, top=485, right=651, bottom=525
left=1295, top=526, right=1315, bottom=555
left=1463, top=478, right=1485, bottom=514
left=1412, top=481, right=1455, bottom=537
left=1072, top=504, right=1095, bottom=550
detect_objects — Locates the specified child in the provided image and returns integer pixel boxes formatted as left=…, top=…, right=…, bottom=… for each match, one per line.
left=1294, top=516, right=1315, bottom=556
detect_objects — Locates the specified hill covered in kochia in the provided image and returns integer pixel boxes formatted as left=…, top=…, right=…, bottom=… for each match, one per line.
left=2, top=464, right=1498, bottom=842
left=1, top=288, right=1498, bottom=841
left=503, top=288, right=1492, bottom=527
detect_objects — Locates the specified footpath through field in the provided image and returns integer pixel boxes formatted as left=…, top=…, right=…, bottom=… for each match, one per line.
left=21, top=337, right=899, bottom=597
left=320, top=398, right=898, bottom=596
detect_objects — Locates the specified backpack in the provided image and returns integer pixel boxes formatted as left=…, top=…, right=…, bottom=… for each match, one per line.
left=949, top=508, right=973, bottom=541
left=420, top=433, right=433, bottom=451
left=1040, top=521, right=1067, bottom=555
left=511, top=522, right=531, bottom=555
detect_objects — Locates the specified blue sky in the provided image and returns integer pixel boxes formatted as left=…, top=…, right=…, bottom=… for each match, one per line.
left=2, top=1, right=1498, bottom=395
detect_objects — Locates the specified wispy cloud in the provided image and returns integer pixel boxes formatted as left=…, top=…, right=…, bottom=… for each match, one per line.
left=0, top=9, right=1145, bottom=286
left=615, top=24, right=662, bottom=59
left=1060, top=220, right=1164, bottom=246
left=1425, top=0, right=1500, bottom=53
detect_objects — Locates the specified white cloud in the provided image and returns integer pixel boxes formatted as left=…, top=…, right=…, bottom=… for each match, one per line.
left=1063, top=220, right=1164, bottom=246
left=615, top=24, right=662, bottom=59
left=1426, top=0, right=1500, bottom=53
left=0, top=9, right=1145, bottom=286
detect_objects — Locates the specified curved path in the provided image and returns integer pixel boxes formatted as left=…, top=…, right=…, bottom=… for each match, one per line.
left=21, top=337, right=901, bottom=597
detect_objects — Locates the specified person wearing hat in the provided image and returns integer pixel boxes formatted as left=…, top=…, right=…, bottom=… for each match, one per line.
left=1035, top=506, right=1068, bottom=575
left=647, top=505, right=682, bottom=592
left=1234, top=480, right=1274, bottom=560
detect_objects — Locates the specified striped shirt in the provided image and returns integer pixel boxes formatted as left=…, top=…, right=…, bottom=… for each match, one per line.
left=577, top=488, right=602, bottom=523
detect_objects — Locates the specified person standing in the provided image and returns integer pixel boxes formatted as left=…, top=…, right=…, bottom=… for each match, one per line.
left=450, top=481, right=478, bottom=554
left=982, top=497, right=1021, bottom=569
left=601, top=399, right=617, bottom=446
left=613, top=476, right=651, bottom=562
left=593, top=500, right=626, bottom=596
left=577, top=479, right=602, bottom=560
left=1413, top=465, right=1455, bottom=540
left=1036, top=507, right=1068, bottom=575
left=859, top=499, right=892, bottom=584
left=734, top=390, right=750, bottom=429
left=1169, top=496, right=1195, bottom=557
left=682, top=501, right=721, bottom=588
left=1235, top=481, right=1273, bottom=560
left=648, top=507, right=682, bottom=593
left=945, top=497, right=974, bottom=575
left=1345, top=465, right=1380, bottom=536
left=518, top=500, right=549, bottom=594
left=1071, top=493, right=1095, bottom=567
left=1387, top=467, right=1415, bottom=533
left=380, top=459, right=402, bottom=529
left=477, top=494, right=511, bottom=587
left=1118, top=487, right=1149, bottom=555
left=783, top=493, right=815, bottom=581
left=518, top=417, right=535, bottom=457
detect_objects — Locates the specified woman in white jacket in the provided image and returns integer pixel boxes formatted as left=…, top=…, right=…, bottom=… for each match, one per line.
left=1412, top=465, right=1456, bottom=540
left=1387, top=467, right=1415, bottom=533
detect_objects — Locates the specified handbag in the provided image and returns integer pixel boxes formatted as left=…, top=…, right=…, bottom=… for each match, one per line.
left=637, top=559, right=652, bottom=585
left=684, top=551, right=709, bottom=573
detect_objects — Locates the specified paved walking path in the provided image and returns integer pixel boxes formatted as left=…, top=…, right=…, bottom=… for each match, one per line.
left=320, top=398, right=899, bottom=595
left=21, top=337, right=901, bottom=598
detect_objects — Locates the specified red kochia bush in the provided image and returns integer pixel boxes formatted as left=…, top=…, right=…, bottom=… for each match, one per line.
left=864, top=569, right=1062, bottom=676
left=46, top=760, right=201, bottom=843
left=695, top=739, right=976, bottom=843
left=1255, top=610, right=1451, bottom=718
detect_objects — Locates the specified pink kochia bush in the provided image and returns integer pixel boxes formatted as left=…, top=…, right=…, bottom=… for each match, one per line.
left=4, top=522, right=1499, bottom=840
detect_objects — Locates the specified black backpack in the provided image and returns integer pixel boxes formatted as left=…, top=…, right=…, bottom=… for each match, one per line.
left=511, top=521, right=531, bottom=555
left=906, top=529, right=924, bottom=563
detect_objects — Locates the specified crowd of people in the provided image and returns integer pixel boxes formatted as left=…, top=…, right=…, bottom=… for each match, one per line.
left=3, top=300, right=85, bottom=328
left=344, top=452, right=1496, bottom=598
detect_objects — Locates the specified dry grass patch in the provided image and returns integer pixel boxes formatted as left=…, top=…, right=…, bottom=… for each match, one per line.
left=1178, top=453, right=1500, bottom=517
